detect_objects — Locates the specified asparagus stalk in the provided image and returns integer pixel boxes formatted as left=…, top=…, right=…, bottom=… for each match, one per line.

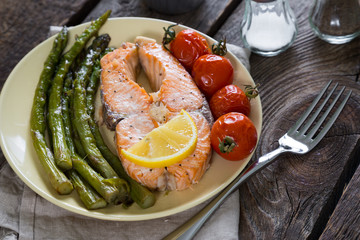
left=30, top=27, right=73, bottom=195
left=72, top=34, right=130, bottom=203
left=71, top=155, right=127, bottom=204
left=63, top=68, right=126, bottom=205
left=67, top=169, right=107, bottom=210
left=47, top=10, right=111, bottom=171
left=72, top=34, right=118, bottom=178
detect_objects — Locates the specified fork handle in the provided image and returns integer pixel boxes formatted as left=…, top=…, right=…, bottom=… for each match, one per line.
left=163, top=147, right=286, bottom=240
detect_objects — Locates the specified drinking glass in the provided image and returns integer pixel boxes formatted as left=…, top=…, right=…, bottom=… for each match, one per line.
left=309, top=0, right=360, bottom=44
left=240, top=0, right=298, bottom=57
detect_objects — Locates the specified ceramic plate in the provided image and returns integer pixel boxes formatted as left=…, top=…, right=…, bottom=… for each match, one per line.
left=0, top=17, right=262, bottom=221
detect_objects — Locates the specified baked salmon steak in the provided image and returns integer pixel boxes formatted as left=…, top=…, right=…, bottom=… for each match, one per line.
left=100, top=37, right=213, bottom=191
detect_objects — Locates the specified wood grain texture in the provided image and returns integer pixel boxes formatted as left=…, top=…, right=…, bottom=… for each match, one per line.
left=215, top=0, right=360, bottom=239
left=0, top=0, right=99, bottom=92
left=320, top=149, right=360, bottom=240
left=83, top=0, right=241, bottom=36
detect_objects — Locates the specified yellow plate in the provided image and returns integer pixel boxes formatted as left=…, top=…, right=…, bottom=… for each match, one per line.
left=0, top=17, right=262, bottom=221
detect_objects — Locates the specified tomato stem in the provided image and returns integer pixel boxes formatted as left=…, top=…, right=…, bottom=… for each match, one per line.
left=212, top=38, right=227, bottom=56
left=218, top=136, right=237, bottom=153
left=244, top=83, right=260, bottom=100
left=162, top=24, right=178, bottom=52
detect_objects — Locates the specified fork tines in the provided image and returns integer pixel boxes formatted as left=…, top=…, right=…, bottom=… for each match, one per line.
left=288, top=80, right=352, bottom=148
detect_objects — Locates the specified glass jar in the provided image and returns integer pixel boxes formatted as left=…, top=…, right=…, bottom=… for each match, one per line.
left=309, top=0, right=360, bottom=44
left=240, top=0, right=298, bottom=57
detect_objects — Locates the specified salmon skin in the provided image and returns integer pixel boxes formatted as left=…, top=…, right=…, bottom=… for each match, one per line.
left=100, top=37, right=213, bottom=191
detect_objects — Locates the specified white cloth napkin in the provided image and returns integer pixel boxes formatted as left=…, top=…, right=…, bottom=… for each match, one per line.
left=0, top=34, right=250, bottom=239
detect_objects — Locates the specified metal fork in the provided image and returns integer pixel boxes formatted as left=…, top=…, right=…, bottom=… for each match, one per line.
left=163, top=80, right=352, bottom=240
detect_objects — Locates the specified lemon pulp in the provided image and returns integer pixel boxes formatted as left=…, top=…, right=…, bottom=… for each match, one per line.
left=121, top=110, right=198, bottom=168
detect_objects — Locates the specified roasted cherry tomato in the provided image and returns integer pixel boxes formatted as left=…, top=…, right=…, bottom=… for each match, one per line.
left=192, top=54, right=234, bottom=98
left=210, top=84, right=251, bottom=120
left=169, top=29, right=210, bottom=71
left=210, top=112, right=257, bottom=161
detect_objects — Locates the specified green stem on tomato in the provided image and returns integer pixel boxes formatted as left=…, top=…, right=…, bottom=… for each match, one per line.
left=212, top=38, right=227, bottom=56
left=218, top=136, right=237, bottom=153
left=162, top=24, right=177, bottom=52
left=244, top=83, right=260, bottom=100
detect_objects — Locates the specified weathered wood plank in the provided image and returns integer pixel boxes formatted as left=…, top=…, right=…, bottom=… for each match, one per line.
left=83, top=0, right=241, bottom=36
left=214, top=0, right=360, bottom=239
left=320, top=148, right=360, bottom=240
left=0, top=0, right=99, bottom=92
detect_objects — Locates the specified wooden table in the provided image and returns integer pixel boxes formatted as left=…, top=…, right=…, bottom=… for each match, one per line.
left=1, top=0, right=359, bottom=239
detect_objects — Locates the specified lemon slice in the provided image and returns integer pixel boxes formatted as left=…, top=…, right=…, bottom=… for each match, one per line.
left=121, top=110, right=198, bottom=168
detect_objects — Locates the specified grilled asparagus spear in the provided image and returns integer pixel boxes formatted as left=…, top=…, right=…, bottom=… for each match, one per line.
left=47, top=10, right=111, bottom=171
left=30, top=27, right=73, bottom=195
